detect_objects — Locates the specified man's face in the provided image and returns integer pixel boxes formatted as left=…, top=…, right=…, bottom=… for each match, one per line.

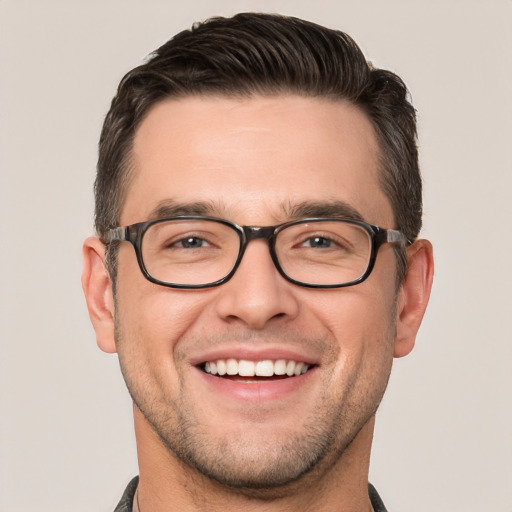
left=113, top=95, right=399, bottom=488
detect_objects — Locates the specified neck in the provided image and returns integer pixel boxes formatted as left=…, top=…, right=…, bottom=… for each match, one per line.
left=133, top=406, right=376, bottom=512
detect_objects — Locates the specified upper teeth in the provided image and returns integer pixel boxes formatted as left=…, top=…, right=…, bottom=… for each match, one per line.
left=204, top=359, right=310, bottom=377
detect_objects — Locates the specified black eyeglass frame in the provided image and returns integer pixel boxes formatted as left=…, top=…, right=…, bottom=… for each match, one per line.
left=105, top=216, right=409, bottom=289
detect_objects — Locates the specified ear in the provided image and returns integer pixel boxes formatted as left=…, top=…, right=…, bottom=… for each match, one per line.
left=394, top=239, right=434, bottom=358
left=81, top=237, right=117, bottom=353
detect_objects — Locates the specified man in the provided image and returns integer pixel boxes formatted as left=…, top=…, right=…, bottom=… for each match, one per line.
left=82, top=12, right=433, bottom=512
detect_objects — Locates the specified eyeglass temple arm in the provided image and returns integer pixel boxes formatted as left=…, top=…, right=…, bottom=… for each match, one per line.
left=385, top=229, right=410, bottom=245
left=105, top=227, right=129, bottom=244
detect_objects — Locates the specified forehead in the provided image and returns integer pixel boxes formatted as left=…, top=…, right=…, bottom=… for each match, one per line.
left=123, top=95, right=393, bottom=226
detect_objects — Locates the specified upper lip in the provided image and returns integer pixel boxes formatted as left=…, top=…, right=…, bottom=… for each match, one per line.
left=188, top=346, right=320, bottom=367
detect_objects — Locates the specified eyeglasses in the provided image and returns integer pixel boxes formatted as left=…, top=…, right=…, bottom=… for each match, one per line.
left=105, top=216, right=408, bottom=289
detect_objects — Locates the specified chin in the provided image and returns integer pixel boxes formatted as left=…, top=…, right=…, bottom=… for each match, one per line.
left=147, top=403, right=367, bottom=493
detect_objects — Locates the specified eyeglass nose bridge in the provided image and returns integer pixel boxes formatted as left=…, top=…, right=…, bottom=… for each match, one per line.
left=239, top=224, right=280, bottom=257
left=234, top=225, right=282, bottom=274
left=242, top=225, right=277, bottom=242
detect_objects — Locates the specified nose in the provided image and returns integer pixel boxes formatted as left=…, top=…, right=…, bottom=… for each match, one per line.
left=214, top=239, right=300, bottom=329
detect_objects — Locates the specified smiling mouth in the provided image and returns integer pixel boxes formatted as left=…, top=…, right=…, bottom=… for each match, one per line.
left=200, top=359, right=312, bottom=379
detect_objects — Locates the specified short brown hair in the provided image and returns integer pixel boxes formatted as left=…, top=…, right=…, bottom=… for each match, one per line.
left=96, top=13, right=421, bottom=282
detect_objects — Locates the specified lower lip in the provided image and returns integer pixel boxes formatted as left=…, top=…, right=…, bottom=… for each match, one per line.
left=196, top=367, right=316, bottom=401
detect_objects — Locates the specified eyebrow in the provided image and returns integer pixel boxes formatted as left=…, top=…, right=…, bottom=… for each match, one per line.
left=284, top=200, right=365, bottom=223
left=148, top=199, right=365, bottom=224
left=148, top=200, right=226, bottom=219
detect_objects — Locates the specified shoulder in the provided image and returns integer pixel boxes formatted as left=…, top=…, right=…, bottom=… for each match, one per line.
left=113, top=476, right=139, bottom=512
left=369, top=483, right=388, bottom=512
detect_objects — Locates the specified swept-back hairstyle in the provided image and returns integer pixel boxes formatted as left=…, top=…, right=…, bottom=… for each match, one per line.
left=96, top=13, right=421, bottom=282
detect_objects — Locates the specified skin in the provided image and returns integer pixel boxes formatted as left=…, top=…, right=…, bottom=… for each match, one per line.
left=83, top=95, right=434, bottom=511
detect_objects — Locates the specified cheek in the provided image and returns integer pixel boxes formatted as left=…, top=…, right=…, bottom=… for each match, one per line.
left=117, top=288, right=210, bottom=347
left=113, top=252, right=215, bottom=358
left=113, top=279, right=216, bottom=404
left=311, top=282, right=395, bottom=335
left=312, top=289, right=397, bottom=422
left=309, top=284, right=397, bottom=373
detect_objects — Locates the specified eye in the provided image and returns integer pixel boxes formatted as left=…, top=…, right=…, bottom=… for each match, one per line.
left=174, top=236, right=211, bottom=249
left=300, top=236, right=334, bottom=249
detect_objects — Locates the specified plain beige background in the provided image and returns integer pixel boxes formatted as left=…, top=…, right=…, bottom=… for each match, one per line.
left=1, top=1, right=511, bottom=511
